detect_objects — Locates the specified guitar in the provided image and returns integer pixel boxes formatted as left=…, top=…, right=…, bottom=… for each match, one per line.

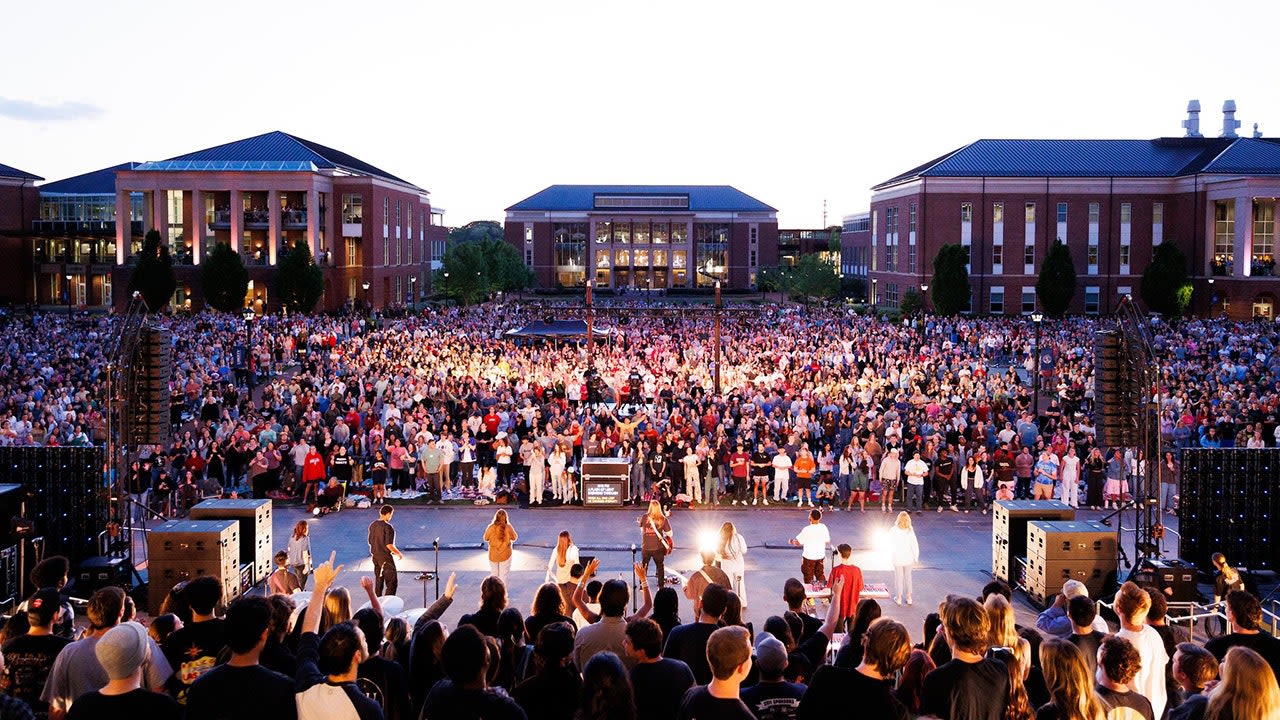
left=648, top=516, right=673, bottom=553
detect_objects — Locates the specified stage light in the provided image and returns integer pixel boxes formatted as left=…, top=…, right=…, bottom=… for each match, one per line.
left=697, top=530, right=719, bottom=555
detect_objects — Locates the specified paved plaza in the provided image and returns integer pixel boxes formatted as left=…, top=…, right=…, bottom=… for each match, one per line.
left=245, top=500, right=1181, bottom=637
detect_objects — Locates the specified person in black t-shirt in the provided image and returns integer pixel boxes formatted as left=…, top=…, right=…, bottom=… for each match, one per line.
left=920, top=597, right=1009, bottom=720
left=161, top=575, right=226, bottom=705
left=797, top=617, right=910, bottom=720
left=186, top=595, right=296, bottom=720
left=1, top=588, right=70, bottom=719
left=66, top=621, right=181, bottom=720
left=354, top=608, right=410, bottom=720
left=368, top=505, right=404, bottom=597
left=665, top=584, right=730, bottom=685
left=740, top=635, right=805, bottom=720
left=422, top=625, right=526, bottom=720
left=626, top=617, right=695, bottom=720
left=1095, top=635, right=1154, bottom=720
left=678, top=626, right=755, bottom=720
left=1204, top=589, right=1280, bottom=681
left=1066, top=595, right=1106, bottom=680
left=514, top=621, right=580, bottom=720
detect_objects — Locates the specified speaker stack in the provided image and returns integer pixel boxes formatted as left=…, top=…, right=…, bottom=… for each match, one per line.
left=189, top=498, right=272, bottom=587
left=129, top=326, right=172, bottom=448
left=1179, top=448, right=1277, bottom=572
left=992, top=499, right=1075, bottom=585
left=1094, top=330, right=1140, bottom=448
left=146, top=519, right=240, bottom=615
left=0, top=446, right=108, bottom=567
left=1024, top=519, right=1117, bottom=606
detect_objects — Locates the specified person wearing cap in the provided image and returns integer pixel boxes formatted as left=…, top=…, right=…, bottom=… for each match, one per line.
left=1, top=587, right=70, bottom=717
left=1035, top=579, right=1110, bottom=638
left=740, top=634, right=805, bottom=719
left=625, top=617, right=695, bottom=720
left=63, top=621, right=180, bottom=720
left=41, top=587, right=173, bottom=720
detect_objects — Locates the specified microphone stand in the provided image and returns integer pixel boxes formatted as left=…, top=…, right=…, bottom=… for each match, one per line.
left=631, top=544, right=638, bottom=613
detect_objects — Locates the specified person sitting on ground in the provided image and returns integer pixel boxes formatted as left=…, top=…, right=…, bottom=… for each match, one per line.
left=1095, top=634, right=1154, bottom=720
left=677, top=625, right=755, bottom=720
left=1168, top=642, right=1217, bottom=720
left=314, top=478, right=344, bottom=515
left=740, top=634, right=806, bottom=719
left=626, top=617, right=695, bottom=720
left=65, top=622, right=181, bottom=720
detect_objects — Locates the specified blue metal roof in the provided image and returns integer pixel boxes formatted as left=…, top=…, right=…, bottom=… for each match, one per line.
left=0, top=162, right=42, bottom=181
left=872, top=137, right=1267, bottom=189
left=135, top=131, right=416, bottom=187
left=506, top=185, right=776, bottom=213
left=1201, top=138, right=1280, bottom=175
left=40, top=162, right=139, bottom=195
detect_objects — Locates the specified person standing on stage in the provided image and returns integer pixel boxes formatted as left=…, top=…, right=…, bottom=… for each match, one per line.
left=639, top=500, right=674, bottom=588
left=715, top=521, right=748, bottom=607
left=368, top=505, right=404, bottom=597
left=483, top=508, right=518, bottom=583
left=789, top=509, right=831, bottom=585
left=888, top=511, right=920, bottom=606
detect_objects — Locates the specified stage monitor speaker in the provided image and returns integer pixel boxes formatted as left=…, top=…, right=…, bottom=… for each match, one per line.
left=146, top=519, right=239, bottom=615
left=991, top=500, right=1075, bottom=583
left=189, top=499, right=272, bottom=584
left=1132, top=558, right=1199, bottom=603
left=72, top=556, right=134, bottom=597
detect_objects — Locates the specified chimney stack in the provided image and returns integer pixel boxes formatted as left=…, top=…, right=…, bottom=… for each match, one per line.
left=1182, top=100, right=1202, bottom=137
left=1221, top=100, right=1241, bottom=138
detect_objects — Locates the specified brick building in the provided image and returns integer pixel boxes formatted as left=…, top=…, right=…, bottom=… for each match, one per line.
left=0, top=162, right=43, bottom=307
left=504, top=185, right=778, bottom=291
left=868, top=102, right=1280, bottom=319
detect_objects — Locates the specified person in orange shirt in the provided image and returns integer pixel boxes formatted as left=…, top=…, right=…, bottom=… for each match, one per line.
left=793, top=446, right=818, bottom=508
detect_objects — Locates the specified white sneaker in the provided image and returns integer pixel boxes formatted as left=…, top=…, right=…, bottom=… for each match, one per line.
left=808, top=502, right=815, bottom=508
left=763, top=499, right=769, bottom=506
left=752, top=498, right=758, bottom=506
left=797, top=500, right=803, bottom=507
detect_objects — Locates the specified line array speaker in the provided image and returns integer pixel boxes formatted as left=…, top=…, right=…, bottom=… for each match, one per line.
left=1179, top=448, right=1276, bottom=572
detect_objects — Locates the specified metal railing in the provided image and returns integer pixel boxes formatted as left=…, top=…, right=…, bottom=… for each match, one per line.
left=1098, top=596, right=1279, bottom=643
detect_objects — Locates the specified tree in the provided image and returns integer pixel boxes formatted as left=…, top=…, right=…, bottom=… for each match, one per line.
left=199, top=242, right=249, bottom=313
left=127, top=229, right=177, bottom=312
left=900, top=288, right=924, bottom=317
left=929, top=243, right=971, bottom=316
left=436, top=237, right=534, bottom=305
left=1036, top=239, right=1077, bottom=317
left=275, top=240, right=324, bottom=313
left=1141, top=240, right=1192, bottom=317
left=785, top=253, right=840, bottom=302
left=447, top=220, right=504, bottom=245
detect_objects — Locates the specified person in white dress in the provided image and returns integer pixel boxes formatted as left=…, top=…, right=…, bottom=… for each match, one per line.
left=1059, top=445, right=1081, bottom=508
left=715, top=521, right=748, bottom=607
left=682, top=445, right=702, bottom=504
left=527, top=444, right=547, bottom=505
left=888, top=511, right=920, bottom=606
left=548, top=444, right=568, bottom=501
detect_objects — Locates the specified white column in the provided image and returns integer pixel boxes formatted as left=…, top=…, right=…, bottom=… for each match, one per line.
left=268, top=189, right=280, bottom=265
left=190, top=189, right=204, bottom=264
left=1235, top=196, right=1251, bottom=277
left=229, top=190, right=243, bottom=253
left=153, top=189, right=169, bottom=239
left=141, top=191, right=155, bottom=236
left=115, top=190, right=130, bottom=264
left=306, top=188, right=320, bottom=261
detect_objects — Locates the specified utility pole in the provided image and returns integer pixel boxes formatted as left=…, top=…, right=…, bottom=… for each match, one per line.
left=713, top=280, right=722, bottom=396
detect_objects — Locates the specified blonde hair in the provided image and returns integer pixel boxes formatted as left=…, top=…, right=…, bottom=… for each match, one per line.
left=647, top=500, right=664, bottom=522
left=984, top=594, right=1030, bottom=677
left=895, top=511, right=913, bottom=530
left=1205, top=646, right=1280, bottom=720
left=320, top=586, right=352, bottom=634
left=555, top=530, right=572, bottom=567
left=1039, top=639, right=1106, bottom=720
left=1114, top=581, right=1152, bottom=623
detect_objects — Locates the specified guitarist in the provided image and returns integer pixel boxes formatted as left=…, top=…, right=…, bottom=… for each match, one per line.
left=638, top=500, right=675, bottom=588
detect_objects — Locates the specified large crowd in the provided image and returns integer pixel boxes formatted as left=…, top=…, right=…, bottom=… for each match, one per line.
left=0, top=302, right=1278, bottom=718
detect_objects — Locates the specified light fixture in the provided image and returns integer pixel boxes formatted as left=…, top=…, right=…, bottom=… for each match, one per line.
left=1207, top=278, right=1215, bottom=285
left=242, top=306, right=255, bottom=322
left=920, top=283, right=929, bottom=293
left=361, top=281, right=370, bottom=292
left=1031, top=312, right=1043, bottom=323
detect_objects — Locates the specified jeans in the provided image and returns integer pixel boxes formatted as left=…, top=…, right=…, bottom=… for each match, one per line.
left=642, top=548, right=667, bottom=587
left=704, top=472, right=718, bottom=505
left=1160, top=482, right=1178, bottom=511
left=894, top=564, right=913, bottom=602
left=490, top=559, right=510, bottom=583
left=906, top=482, right=924, bottom=511
left=1061, top=476, right=1080, bottom=507
left=1016, top=475, right=1033, bottom=499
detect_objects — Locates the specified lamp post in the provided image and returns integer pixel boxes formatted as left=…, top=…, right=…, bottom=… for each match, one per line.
left=361, top=280, right=371, bottom=315
left=1207, top=277, right=1216, bottom=316
left=241, top=306, right=256, bottom=391
left=585, top=279, right=594, bottom=363
left=64, top=274, right=73, bottom=319
left=714, top=280, right=722, bottom=396
left=1031, top=311, right=1044, bottom=420
left=871, top=277, right=878, bottom=307
left=409, top=276, right=417, bottom=310
left=920, top=283, right=929, bottom=314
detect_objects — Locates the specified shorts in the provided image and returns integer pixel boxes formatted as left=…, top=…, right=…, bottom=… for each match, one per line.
left=850, top=472, right=868, bottom=491
left=799, top=479, right=815, bottom=492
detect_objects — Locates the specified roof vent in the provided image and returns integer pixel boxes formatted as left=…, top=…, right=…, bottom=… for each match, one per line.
left=1254, top=123, right=1263, bottom=139
left=1221, top=100, right=1241, bottom=138
left=1182, top=99, right=1202, bottom=138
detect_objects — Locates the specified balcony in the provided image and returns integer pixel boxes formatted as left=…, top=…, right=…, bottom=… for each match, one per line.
left=244, top=209, right=269, bottom=228
left=1251, top=255, right=1275, bottom=277
left=211, top=210, right=232, bottom=229
left=282, top=209, right=307, bottom=229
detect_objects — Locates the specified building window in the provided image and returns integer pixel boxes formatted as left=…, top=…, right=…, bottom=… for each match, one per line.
left=345, top=237, right=359, bottom=266
left=1119, top=244, right=1131, bottom=269
left=1084, top=286, right=1100, bottom=315
left=992, top=244, right=1004, bottom=271
left=595, top=221, right=611, bottom=244
left=909, top=202, right=917, bottom=233
left=383, top=197, right=389, bottom=229
left=1088, top=243, right=1099, bottom=271
left=1253, top=200, right=1275, bottom=275
left=342, top=195, right=362, bottom=222
left=1152, top=202, right=1164, bottom=246
left=1058, top=203, right=1068, bottom=224
left=989, top=287, right=1004, bottom=314
left=1024, top=243, right=1035, bottom=270
left=525, top=225, right=533, bottom=244
left=1025, top=202, right=1036, bottom=223
left=908, top=245, right=917, bottom=273
left=1120, top=203, right=1131, bottom=224
left=961, top=203, right=973, bottom=223
left=993, top=202, right=1003, bottom=224
left=382, top=237, right=389, bottom=266
left=1021, top=288, right=1036, bottom=314
left=1214, top=201, right=1234, bottom=273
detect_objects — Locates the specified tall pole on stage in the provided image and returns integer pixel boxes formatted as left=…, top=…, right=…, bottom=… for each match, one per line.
left=713, top=280, right=722, bottom=396
left=585, top=280, right=594, bottom=366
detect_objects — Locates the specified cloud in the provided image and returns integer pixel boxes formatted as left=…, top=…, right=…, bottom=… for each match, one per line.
left=0, top=97, right=104, bottom=123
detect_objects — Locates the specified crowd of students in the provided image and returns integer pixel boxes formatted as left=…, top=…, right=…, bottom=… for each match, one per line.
left=2, top=544, right=1278, bottom=720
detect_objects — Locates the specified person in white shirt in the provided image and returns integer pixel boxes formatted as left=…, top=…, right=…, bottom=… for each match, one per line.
left=715, top=521, right=749, bottom=607
left=1059, top=445, right=1081, bottom=508
left=1114, top=581, right=1170, bottom=718
left=788, top=509, right=830, bottom=585
left=887, top=511, right=920, bottom=606
left=903, top=452, right=929, bottom=514
left=772, top=449, right=793, bottom=502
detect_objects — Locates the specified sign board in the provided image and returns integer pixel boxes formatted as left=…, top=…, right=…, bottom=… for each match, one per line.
left=583, top=479, right=624, bottom=507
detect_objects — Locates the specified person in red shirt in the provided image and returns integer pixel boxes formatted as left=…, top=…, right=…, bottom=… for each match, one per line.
left=301, top=447, right=327, bottom=505
left=482, top=408, right=501, bottom=436
left=728, top=442, right=751, bottom=505
left=829, top=543, right=864, bottom=632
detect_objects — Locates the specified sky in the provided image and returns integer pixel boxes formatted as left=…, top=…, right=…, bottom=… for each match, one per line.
left=4, top=0, right=1280, bottom=228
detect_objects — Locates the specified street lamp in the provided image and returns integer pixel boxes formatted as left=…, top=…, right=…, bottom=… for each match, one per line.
left=361, top=280, right=371, bottom=314
left=871, top=278, right=878, bottom=307
left=64, top=274, right=73, bottom=319
left=1031, top=311, right=1044, bottom=420
left=241, top=306, right=256, bottom=391
left=920, top=283, right=929, bottom=314
left=409, top=276, right=417, bottom=310
left=1207, top=277, right=1216, bottom=315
